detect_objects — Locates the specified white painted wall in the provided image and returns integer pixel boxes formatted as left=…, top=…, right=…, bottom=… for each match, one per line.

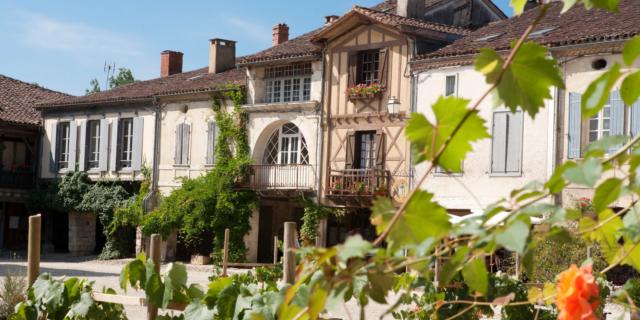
left=415, top=65, right=555, bottom=211
left=40, top=109, right=155, bottom=181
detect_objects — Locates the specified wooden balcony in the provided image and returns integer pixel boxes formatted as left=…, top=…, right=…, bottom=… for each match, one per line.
left=327, top=169, right=391, bottom=203
left=0, top=170, right=34, bottom=190
left=241, top=165, right=316, bottom=191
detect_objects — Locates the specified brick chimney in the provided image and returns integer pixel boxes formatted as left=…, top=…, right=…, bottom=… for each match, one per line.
left=324, top=15, right=339, bottom=25
left=208, top=39, right=236, bottom=74
left=272, top=23, right=289, bottom=47
left=160, top=50, right=183, bottom=77
left=397, top=0, right=425, bottom=19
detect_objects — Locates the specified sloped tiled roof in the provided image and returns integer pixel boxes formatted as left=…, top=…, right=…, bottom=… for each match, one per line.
left=0, top=75, right=70, bottom=126
left=371, top=0, right=507, bottom=18
left=350, top=6, right=470, bottom=36
left=238, top=29, right=325, bottom=65
left=39, top=67, right=246, bottom=108
left=414, top=1, right=640, bottom=65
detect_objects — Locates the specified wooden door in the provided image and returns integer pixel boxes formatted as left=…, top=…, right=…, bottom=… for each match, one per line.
left=257, top=206, right=274, bottom=263
left=3, top=203, right=28, bottom=249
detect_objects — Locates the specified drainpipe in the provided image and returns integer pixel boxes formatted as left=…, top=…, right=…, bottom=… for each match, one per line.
left=316, top=43, right=328, bottom=205
left=143, top=97, right=162, bottom=212
left=408, top=38, right=418, bottom=189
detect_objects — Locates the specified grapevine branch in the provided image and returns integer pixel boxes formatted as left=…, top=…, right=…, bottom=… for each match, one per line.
left=372, top=5, right=550, bottom=247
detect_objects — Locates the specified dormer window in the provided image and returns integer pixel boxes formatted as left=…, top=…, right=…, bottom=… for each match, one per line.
left=348, top=48, right=389, bottom=90
left=263, top=63, right=312, bottom=104
left=359, top=51, right=380, bottom=85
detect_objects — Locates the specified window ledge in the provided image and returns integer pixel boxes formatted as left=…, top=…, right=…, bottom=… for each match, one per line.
left=433, top=172, right=464, bottom=177
left=489, top=172, right=522, bottom=177
left=173, top=164, right=191, bottom=168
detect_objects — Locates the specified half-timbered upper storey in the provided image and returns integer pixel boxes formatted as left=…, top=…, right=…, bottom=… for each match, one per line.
left=314, top=1, right=503, bottom=208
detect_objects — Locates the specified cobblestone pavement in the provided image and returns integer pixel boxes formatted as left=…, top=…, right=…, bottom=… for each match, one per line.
left=0, top=255, right=632, bottom=319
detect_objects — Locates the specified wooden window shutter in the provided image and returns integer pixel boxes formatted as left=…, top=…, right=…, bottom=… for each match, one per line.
left=567, top=92, right=582, bottom=159
left=175, top=123, right=183, bottom=164
left=182, top=123, right=191, bottom=164
left=345, top=132, right=356, bottom=169
left=491, top=112, right=508, bottom=173
left=631, top=99, right=640, bottom=137
left=98, top=119, right=109, bottom=171
left=68, top=121, right=77, bottom=171
left=348, top=52, right=359, bottom=87
left=505, top=112, right=523, bottom=173
left=109, top=120, right=119, bottom=172
left=609, top=90, right=625, bottom=154
left=131, top=117, right=144, bottom=171
left=375, top=131, right=386, bottom=169
left=78, top=120, right=87, bottom=171
left=378, top=48, right=389, bottom=88
left=49, top=121, right=58, bottom=173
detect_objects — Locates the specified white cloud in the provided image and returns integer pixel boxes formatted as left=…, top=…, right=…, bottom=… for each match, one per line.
left=16, top=11, right=144, bottom=59
left=222, top=16, right=271, bottom=43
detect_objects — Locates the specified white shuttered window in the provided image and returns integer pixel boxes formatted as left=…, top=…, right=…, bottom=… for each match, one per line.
left=491, top=111, right=523, bottom=175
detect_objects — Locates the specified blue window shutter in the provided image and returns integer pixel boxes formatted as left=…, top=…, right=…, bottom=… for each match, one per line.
left=506, top=112, right=523, bottom=173
left=609, top=90, right=625, bottom=153
left=78, top=120, right=87, bottom=171
left=49, top=121, right=58, bottom=173
left=109, top=119, right=119, bottom=172
left=491, top=112, right=507, bottom=173
left=631, top=99, right=640, bottom=137
left=68, top=121, right=78, bottom=171
left=568, top=92, right=582, bottom=159
left=99, top=119, right=109, bottom=171
left=131, top=117, right=144, bottom=171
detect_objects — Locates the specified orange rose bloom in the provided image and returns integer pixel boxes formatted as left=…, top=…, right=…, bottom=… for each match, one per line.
left=556, top=264, right=600, bottom=320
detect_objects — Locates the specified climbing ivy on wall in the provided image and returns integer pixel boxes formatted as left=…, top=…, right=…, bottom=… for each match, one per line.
left=142, top=86, right=257, bottom=261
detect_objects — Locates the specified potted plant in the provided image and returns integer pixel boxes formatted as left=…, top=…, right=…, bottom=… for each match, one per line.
left=355, top=182, right=366, bottom=195
left=347, top=82, right=385, bottom=101
left=374, top=185, right=388, bottom=197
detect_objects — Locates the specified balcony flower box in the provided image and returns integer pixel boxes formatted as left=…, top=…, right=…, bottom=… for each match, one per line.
left=347, top=83, right=385, bottom=101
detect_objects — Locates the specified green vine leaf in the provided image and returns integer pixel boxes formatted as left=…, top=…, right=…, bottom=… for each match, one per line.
left=621, top=71, right=640, bottom=106
left=439, top=247, right=470, bottom=286
left=593, top=178, right=623, bottom=213
left=562, top=158, right=603, bottom=187
left=582, top=63, right=622, bottom=119
left=462, top=257, right=489, bottom=296
left=623, top=35, right=640, bottom=66
left=495, top=220, right=530, bottom=254
left=510, top=0, right=527, bottom=15
left=406, top=97, right=489, bottom=171
left=475, top=42, right=564, bottom=118
left=372, top=192, right=450, bottom=251
left=338, top=235, right=372, bottom=261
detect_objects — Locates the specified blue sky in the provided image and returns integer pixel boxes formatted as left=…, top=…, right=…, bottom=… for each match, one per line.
left=0, top=0, right=512, bottom=95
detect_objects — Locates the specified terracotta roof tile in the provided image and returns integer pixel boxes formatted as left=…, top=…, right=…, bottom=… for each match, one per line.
left=351, top=6, right=470, bottom=36
left=0, top=75, right=71, bottom=126
left=238, top=29, right=325, bottom=65
left=39, top=67, right=246, bottom=108
left=371, top=0, right=448, bottom=12
left=415, top=1, right=640, bottom=63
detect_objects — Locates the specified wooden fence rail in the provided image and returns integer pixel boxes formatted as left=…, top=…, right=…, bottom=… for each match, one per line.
left=26, top=215, right=296, bottom=320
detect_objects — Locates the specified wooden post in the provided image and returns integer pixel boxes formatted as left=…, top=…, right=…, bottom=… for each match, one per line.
left=147, top=234, right=161, bottom=320
left=514, top=253, right=520, bottom=280
left=283, top=222, right=297, bottom=284
left=222, top=228, right=230, bottom=276
left=273, top=235, right=279, bottom=265
left=27, top=214, right=41, bottom=287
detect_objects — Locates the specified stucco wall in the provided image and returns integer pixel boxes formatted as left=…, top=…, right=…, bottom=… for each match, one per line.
left=40, top=108, right=156, bottom=181
left=561, top=53, right=640, bottom=207
left=157, top=100, right=221, bottom=195
left=415, top=65, right=555, bottom=211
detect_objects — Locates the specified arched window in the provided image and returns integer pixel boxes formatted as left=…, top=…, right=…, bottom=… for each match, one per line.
left=263, top=123, right=309, bottom=165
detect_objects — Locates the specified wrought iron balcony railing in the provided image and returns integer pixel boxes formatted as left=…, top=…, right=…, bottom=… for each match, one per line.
left=328, top=169, right=391, bottom=197
left=243, top=165, right=316, bottom=191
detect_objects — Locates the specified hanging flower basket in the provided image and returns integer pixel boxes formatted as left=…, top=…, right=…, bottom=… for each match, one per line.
left=347, top=83, right=385, bottom=101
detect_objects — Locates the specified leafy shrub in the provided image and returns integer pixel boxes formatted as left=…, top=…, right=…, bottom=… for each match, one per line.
left=0, top=270, right=26, bottom=320
left=530, top=232, right=607, bottom=283
left=12, top=274, right=126, bottom=320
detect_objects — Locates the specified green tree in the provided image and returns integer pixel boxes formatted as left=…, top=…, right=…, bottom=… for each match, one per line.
left=108, top=67, right=135, bottom=88
left=85, top=78, right=101, bottom=95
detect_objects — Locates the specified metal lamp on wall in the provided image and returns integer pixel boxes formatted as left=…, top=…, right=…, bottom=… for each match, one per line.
left=387, top=96, right=400, bottom=115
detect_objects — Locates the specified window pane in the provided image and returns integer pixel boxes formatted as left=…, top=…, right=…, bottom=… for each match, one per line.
left=283, top=79, right=292, bottom=102
left=359, top=51, right=380, bottom=85
left=303, top=78, right=311, bottom=101
left=292, top=79, right=300, bottom=102
left=88, top=120, right=100, bottom=169
left=445, top=75, right=456, bottom=96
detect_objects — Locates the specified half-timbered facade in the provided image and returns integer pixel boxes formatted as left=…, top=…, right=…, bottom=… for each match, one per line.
left=313, top=2, right=503, bottom=246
